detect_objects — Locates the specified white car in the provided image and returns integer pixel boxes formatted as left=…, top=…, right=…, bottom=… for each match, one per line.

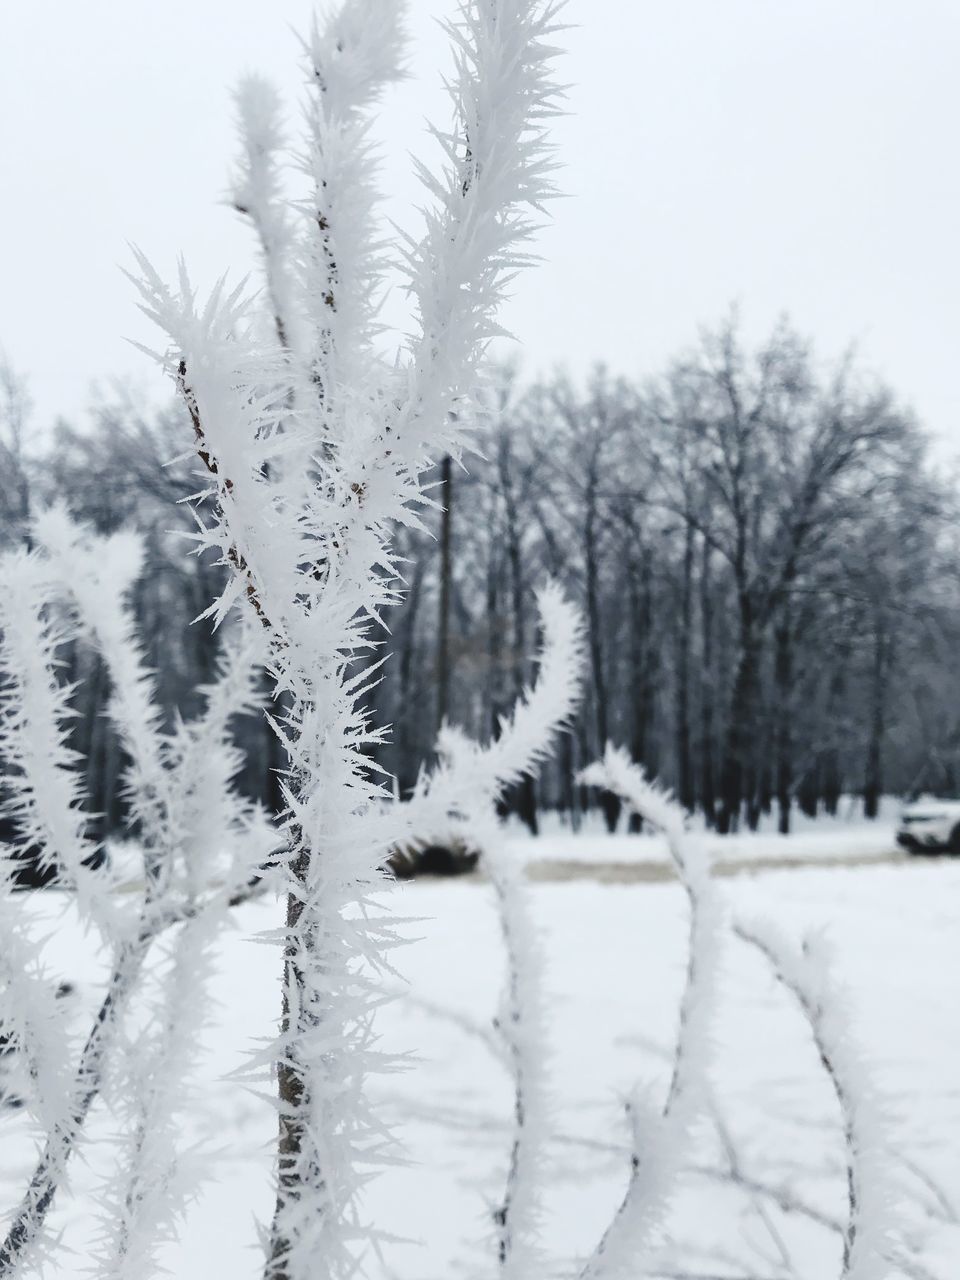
left=896, top=797, right=960, bottom=854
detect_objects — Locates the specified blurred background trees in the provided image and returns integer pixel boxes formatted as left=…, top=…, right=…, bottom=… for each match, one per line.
left=3, top=315, right=957, bottom=840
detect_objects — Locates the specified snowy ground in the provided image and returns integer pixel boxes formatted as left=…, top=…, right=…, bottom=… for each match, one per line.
left=3, top=818, right=958, bottom=1279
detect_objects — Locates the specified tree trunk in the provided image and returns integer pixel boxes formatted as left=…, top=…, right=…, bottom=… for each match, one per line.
left=798, top=767, right=820, bottom=819
left=513, top=776, right=539, bottom=834
left=395, top=556, right=425, bottom=796
left=674, top=520, right=695, bottom=811
left=584, top=476, right=618, bottom=831
left=83, top=654, right=109, bottom=845
left=822, top=750, right=841, bottom=816
left=560, top=729, right=579, bottom=831
left=505, top=453, right=537, bottom=834
left=627, top=545, right=655, bottom=834
left=718, top=613, right=761, bottom=835
left=774, top=612, right=793, bottom=835
left=752, top=748, right=770, bottom=828
left=820, top=662, right=846, bottom=816
left=864, top=625, right=889, bottom=819
left=699, top=538, right=716, bottom=828
left=576, top=720, right=593, bottom=818
left=485, top=545, right=507, bottom=745
left=435, top=454, right=454, bottom=733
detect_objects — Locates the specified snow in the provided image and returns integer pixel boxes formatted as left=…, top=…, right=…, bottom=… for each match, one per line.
left=3, top=831, right=957, bottom=1279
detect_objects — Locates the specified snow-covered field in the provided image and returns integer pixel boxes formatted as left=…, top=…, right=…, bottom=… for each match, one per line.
left=4, top=825, right=958, bottom=1279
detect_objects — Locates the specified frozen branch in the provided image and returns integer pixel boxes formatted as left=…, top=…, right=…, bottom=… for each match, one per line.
left=0, top=937, right=150, bottom=1275
left=298, top=1, right=406, bottom=412
left=232, top=75, right=301, bottom=356
left=0, top=872, right=268, bottom=1277
left=486, top=840, right=550, bottom=1276
left=396, top=582, right=582, bottom=1273
left=130, top=4, right=565, bottom=1276
left=0, top=549, right=123, bottom=936
left=0, top=511, right=279, bottom=1275
left=733, top=919, right=895, bottom=1280
left=577, top=745, right=724, bottom=1279
left=34, top=507, right=172, bottom=890
left=95, top=907, right=225, bottom=1279
left=404, top=581, right=584, bottom=845
left=0, top=864, right=75, bottom=1139
left=395, top=0, right=565, bottom=469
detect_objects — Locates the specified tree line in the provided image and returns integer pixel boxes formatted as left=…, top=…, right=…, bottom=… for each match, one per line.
left=2, top=314, right=958, bottom=839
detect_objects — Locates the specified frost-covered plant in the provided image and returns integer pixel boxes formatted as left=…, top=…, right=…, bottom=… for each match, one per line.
left=577, top=745, right=725, bottom=1278
left=581, top=745, right=899, bottom=1280
left=130, top=2, right=565, bottom=1276
left=403, top=583, right=584, bottom=854
left=0, top=507, right=276, bottom=1274
left=402, top=582, right=585, bottom=1273
left=734, top=920, right=897, bottom=1280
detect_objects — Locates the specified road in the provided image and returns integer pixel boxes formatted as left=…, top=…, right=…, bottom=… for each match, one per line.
left=522, top=849, right=940, bottom=884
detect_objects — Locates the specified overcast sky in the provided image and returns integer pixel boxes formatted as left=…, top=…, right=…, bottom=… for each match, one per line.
left=2, top=1, right=959, bottom=454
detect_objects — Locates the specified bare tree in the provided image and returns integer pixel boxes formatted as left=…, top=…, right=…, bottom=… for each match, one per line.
left=0, top=354, right=33, bottom=547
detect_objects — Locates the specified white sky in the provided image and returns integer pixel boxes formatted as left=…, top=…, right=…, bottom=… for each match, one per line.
left=2, top=1, right=959, bottom=454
